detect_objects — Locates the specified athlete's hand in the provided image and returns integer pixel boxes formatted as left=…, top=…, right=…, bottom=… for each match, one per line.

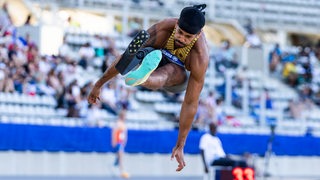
left=171, top=145, right=186, bottom=171
left=87, top=85, right=101, bottom=104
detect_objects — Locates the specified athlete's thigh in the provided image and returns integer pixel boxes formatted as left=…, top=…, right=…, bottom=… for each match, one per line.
left=156, top=63, right=187, bottom=86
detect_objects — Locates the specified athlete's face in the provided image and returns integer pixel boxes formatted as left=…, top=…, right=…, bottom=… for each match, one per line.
left=174, top=25, right=199, bottom=48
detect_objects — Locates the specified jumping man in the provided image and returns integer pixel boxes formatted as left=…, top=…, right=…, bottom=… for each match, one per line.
left=88, top=4, right=209, bottom=171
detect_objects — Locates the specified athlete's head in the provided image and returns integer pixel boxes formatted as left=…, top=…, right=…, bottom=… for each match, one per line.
left=175, top=4, right=206, bottom=48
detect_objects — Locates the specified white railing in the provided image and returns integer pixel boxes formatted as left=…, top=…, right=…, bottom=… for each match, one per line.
left=213, top=0, right=320, bottom=33
left=25, top=0, right=320, bottom=34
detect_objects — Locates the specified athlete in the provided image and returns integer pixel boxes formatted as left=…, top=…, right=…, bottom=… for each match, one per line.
left=88, top=4, right=209, bottom=171
left=112, top=109, right=129, bottom=178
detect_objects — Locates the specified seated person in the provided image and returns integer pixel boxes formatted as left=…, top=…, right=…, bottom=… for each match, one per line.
left=199, top=123, right=247, bottom=174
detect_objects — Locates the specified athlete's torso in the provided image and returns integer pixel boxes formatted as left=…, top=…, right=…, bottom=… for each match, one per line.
left=146, top=18, right=207, bottom=71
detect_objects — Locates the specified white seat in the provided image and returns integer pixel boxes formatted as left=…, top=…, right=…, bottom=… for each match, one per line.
left=0, top=93, right=5, bottom=103
left=12, top=105, right=21, bottom=115
left=0, top=104, right=5, bottom=114
left=135, top=91, right=165, bottom=102
left=11, top=93, right=20, bottom=104
left=6, top=104, right=14, bottom=115
left=154, top=102, right=180, bottom=114
left=25, top=105, right=35, bottom=116
left=0, top=115, right=10, bottom=123
left=20, top=94, right=29, bottom=105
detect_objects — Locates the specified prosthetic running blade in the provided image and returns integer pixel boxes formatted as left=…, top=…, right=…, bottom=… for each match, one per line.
left=115, top=30, right=150, bottom=75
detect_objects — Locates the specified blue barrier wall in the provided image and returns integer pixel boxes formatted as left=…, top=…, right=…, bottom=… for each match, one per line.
left=0, top=124, right=319, bottom=156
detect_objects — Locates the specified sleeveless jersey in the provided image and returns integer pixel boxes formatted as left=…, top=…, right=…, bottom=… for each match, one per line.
left=164, top=27, right=198, bottom=64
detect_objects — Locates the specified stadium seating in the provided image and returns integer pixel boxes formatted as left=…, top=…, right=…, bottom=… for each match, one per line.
left=0, top=0, right=319, bottom=138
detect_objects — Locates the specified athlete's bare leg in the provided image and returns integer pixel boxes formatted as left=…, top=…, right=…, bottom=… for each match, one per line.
left=141, top=63, right=187, bottom=90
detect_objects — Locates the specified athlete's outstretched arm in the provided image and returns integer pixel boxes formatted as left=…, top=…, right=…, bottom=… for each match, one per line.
left=171, top=70, right=205, bottom=171
left=171, top=36, right=209, bottom=171
left=87, top=55, right=121, bottom=104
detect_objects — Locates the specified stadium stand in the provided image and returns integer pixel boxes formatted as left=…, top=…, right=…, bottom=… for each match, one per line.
left=1, top=0, right=320, bottom=179
left=0, top=0, right=320, bottom=136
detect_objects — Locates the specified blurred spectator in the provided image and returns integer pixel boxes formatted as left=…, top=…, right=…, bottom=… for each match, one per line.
left=27, top=44, right=39, bottom=63
left=281, top=51, right=296, bottom=63
left=101, top=82, right=118, bottom=115
left=24, top=14, right=32, bottom=26
left=194, top=99, right=212, bottom=130
left=215, top=98, right=226, bottom=125
left=0, top=62, right=14, bottom=92
left=39, top=56, right=51, bottom=75
left=65, top=80, right=81, bottom=117
left=305, top=127, right=314, bottom=137
left=0, top=3, right=14, bottom=36
left=199, top=123, right=247, bottom=176
left=199, top=122, right=225, bottom=177
left=0, top=7, right=138, bottom=128
left=264, top=88, right=273, bottom=109
left=66, top=16, right=80, bottom=28
left=59, top=36, right=73, bottom=59
left=78, top=42, right=95, bottom=70
left=131, top=0, right=141, bottom=5
left=104, top=35, right=119, bottom=57
left=286, top=99, right=300, bottom=119
left=282, top=61, right=298, bottom=87
left=47, top=68, right=63, bottom=96
left=17, top=33, right=35, bottom=50
left=128, top=17, right=142, bottom=37
left=299, top=55, right=313, bottom=84
left=91, top=34, right=105, bottom=58
left=299, top=84, right=313, bottom=101
left=243, top=18, right=253, bottom=35
left=214, top=39, right=238, bottom=72
left=101, top=55, right=109, bottom=73
left=56, top=71, right=67, bottom=108
left=12, top=65, right=28, bottom=93
left=0, top=62, right=5, bottom=89
left=0, top=43, right=8, bottom=59
left=112, top=108, right=130, bottom=179
left=269, top=43, right=282, bottom=74
left=78, top=89, right=89, bottom=119
left=245, top=30, right=262, bottom=48
left=205, top=91, right=217, bottom=123
left=116, top=85, right=133, bottom=110
left=8, top=43, right=21, bottom=63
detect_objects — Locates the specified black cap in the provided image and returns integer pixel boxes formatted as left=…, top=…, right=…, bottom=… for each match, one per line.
left=178, top=5, right=206, bottom=34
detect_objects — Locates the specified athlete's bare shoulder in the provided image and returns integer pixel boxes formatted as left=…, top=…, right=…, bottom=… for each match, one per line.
left=145, top=18, right=177, bottom=48
left=185, top=31, right=209, bottom=71
left=196, top=31, right=210, bottom=60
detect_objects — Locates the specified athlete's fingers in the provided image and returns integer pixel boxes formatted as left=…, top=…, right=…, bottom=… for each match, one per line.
left=174, top=153, right=185, bottom=171
left=171, top=150, right=175, bottom=160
